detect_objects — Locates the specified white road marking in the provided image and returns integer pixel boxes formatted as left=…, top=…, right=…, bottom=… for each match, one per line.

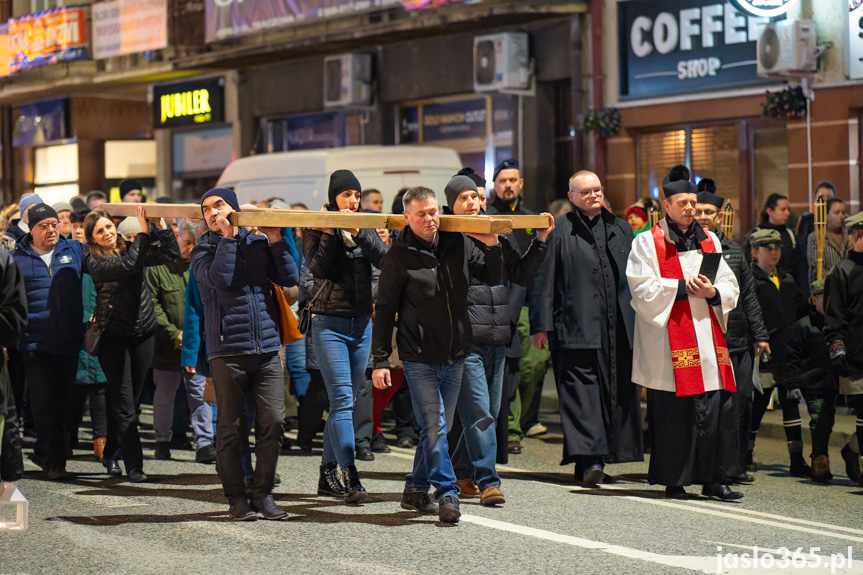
left=459, top=513, right=719, bottom=573
left=382, top=446, right=863, bottom=548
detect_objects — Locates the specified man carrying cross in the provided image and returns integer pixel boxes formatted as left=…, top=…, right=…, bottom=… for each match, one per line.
left=626, top=164, right=742, bottom=500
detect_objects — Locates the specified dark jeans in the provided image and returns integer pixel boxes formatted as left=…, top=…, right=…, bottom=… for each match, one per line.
left=99, top=335, right=155, bottom=473
left=210, top=352, right=285, bottom=501
left=297, top=369, right=329, bottom=448
left=751, top=384, right=802, bottom=449
left=23, top=352, right=77, bottom=471
left=496, top=357, right=521, bottom=464
left=70, top=382, right=108, bottom=441
left=730, top=350, right=754, bottom=468
left=806, top=393, right=836, bottom=457
left=1, top=362, right=24, bottom=482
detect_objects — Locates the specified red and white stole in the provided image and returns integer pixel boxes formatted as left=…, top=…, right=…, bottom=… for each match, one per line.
left=651, top=224, right=736, bottom=397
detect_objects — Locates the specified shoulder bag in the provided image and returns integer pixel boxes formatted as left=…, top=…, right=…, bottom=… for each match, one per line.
left=298, top=280, right=331, bottom=335
left=271, top=282, right=302, bottom=344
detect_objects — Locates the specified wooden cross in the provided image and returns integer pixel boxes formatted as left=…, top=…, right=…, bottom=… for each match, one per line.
left=721, top=202, right=734, bottom=238
left=99, top=203, right=551, bottom=234
left=815, top=196, right=827, bottom=280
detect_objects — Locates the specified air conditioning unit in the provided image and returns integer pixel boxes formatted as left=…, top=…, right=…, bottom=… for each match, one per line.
left=323, top=53, right=373, bottom=108
left=473, top=32, right=530, bottom=92
left=757, top=20, right=817, bottom=77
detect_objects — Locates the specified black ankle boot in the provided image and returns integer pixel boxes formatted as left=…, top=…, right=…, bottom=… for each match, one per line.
left=342, top=465, right=370, bottom=504
left=317, top=462, right=346, bottom=498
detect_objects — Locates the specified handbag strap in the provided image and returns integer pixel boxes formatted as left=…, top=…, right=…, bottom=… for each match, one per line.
left=307, top=279, right=331, bottom=308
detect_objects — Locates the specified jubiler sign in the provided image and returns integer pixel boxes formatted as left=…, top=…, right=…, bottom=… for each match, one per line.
left=618, top=0, right=773, bottom=100
left=153, top=79, right=225, bottom=128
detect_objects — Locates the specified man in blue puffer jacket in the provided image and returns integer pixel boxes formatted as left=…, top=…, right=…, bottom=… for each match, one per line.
left=191, top=188, right=298, bottom=521
left=12, top=204, right=86, bottom=480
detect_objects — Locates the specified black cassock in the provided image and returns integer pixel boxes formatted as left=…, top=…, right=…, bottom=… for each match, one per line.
left=647, top=389, right=741, bottom=486
left=551, top=214, right=643, bottom=466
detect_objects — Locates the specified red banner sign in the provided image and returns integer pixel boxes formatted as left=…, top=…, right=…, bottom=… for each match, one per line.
left=8, top=7, right=88, bottom=72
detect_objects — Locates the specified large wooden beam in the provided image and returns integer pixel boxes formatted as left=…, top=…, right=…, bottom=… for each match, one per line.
left=99, top=204, right=551, bottom=232
left=100, top=203, right=207, bottom=220
left=229, top=211, right=515, bottom=234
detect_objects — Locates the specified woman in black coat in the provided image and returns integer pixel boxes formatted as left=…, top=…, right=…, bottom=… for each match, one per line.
left=304, top=170, right=387, bottom=503
left=84, top=206, right=180, bottom=482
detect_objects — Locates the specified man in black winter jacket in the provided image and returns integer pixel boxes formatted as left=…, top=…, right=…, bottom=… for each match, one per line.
left=442, top=175, right=552, bottom=506
left=695, top=184, right=770, bottom=481
left=371, top=186, right=504, bottom=524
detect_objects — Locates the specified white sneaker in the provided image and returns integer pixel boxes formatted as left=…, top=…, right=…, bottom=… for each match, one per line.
left=525, top=423, right=548, bottom=437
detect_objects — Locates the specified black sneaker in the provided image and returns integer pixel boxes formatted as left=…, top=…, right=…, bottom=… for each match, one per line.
left=438, top=494, right=461, bottom=523
left=195, top=444, right=217, bottom=464
left=789, top=453, right=811, bottom=478
left=841, top=444, right=862, bottom=483
left=128, top=469, right=148, bottom=483
left=250, top=494, right=287, bottom=520
left=397, top=435, right=417, bottom=449
left=154, top=442, right=171, bottom=461
left=228, top=497, right=257, bottom=521
left=356, top=446, right=374, bottom=461
left=400, top=490, right=438, bottom=515
left=371, top=432, right=391, bottom=453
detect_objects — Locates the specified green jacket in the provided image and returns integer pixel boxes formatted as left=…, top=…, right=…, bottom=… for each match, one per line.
left=76, top=275, right=107, bottom=385
left=146, top=259, right=189, bottom=372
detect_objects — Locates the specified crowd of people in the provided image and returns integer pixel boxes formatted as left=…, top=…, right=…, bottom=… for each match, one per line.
left=0, top=161, right=861, bottom=525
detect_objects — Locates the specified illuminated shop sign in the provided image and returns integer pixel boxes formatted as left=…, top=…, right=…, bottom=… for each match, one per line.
left=730, top=0, right=799, bottom=18
left=618, top=0, right=777, bottom=100
left=153, top=79, right=224, bottom=128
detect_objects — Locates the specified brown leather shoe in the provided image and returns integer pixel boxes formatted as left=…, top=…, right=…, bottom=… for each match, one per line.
left=811, top=455, right=833, bottom=483
left=480, top=485, right=506, bottom=506
left=456, top=478, right=480, bottom=498
left=93, top=437, right=106, bottom=461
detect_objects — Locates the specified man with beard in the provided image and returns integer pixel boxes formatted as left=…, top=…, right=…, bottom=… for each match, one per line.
left=627, top=165, right=742, bottom=500
left=694, top=181, right=770, bottom=481
left=487, top=159, right=546, bottom=456
left=530, top=171, right=643, bottom=484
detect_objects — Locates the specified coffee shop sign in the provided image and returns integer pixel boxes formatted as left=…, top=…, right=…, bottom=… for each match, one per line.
left=629, top=3, right=769, bottom=81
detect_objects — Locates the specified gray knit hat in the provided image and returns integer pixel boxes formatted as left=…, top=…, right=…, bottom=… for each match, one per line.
left=444, top=175, right=478, bottom=209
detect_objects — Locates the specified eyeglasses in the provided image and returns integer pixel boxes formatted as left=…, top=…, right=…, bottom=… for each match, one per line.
left=576, top=187, right=604, bottom=198
left=36, top=222, right=60, bottom=231
left=695, top=209, right=719, bottom=217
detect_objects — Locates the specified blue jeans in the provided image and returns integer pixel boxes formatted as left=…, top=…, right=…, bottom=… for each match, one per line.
left=283, top=337, right=310, bottom=399
left=403, top=360, right=464, bottom=500
left=152, top=369, right=214, bottom=448
left=312, top=314, right=372, bottom=468
left=452, top=346, right=505, bottom=490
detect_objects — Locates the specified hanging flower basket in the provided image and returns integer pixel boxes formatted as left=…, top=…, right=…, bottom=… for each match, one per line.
left=579, top=107, right=622, bottom=138
left=762, top=86, right=807, bottom=120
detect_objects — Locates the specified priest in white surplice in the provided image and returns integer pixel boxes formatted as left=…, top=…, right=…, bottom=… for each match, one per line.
left=626, top=164, right=743, bottom=501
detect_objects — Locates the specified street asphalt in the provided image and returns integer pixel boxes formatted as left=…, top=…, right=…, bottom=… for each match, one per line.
left=2, top=386, right=862, bottom=575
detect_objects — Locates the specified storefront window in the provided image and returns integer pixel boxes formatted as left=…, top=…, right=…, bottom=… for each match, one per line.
left=173, top=127, right=233, bottom=201
left=397, top=94, right=512, bottom=182
left=263, top=112, right=361, bottom=153
left=637, top=130, right=685, bottom=201
left=753, top=126, right=789, bottom=220
left=692, top=125, right=741, bottom=237
left=33, top=143, right=79, bottom=204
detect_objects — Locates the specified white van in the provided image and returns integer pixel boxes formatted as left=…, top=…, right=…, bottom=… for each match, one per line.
left=216, top=145, right=463, bottom=212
